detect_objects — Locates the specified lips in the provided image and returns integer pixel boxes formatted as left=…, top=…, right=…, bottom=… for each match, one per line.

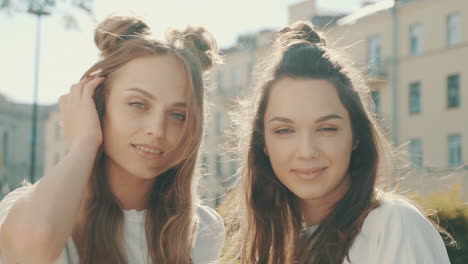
left=291, top=167, right=327, bottom=181
left=131, top=144, right=164, bottom=160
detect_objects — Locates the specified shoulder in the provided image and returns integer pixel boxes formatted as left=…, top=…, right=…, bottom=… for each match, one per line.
left=366, top=196, right=428, bottom=225
left=196, top=205, right=225, bottom=234
left=192, top=205, right=225, bottom=263
left=354, top=196, right=450, bottom=264
left=362, top=196, right=439, bottom=238
left=0, top=185, right=32, bottom=226
left=1, top=185, right=32, bottom=203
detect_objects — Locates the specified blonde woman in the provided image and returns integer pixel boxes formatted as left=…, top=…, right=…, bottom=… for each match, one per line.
left=222, top=21, right=451, bottom=264
left=0, top=15, right=224, bottom=264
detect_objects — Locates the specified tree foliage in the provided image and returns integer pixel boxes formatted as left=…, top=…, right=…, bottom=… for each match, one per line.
left=0, top=0, right=95, bottom=29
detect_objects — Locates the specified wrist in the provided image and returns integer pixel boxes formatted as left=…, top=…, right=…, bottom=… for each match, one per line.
left=70, top=137, right=101, bottom=154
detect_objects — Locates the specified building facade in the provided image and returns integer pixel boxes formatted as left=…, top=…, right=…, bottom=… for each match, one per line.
left=327, top=0, right=468, bottom=199
left=39, top=0, right=467, bottom=206
left=204, top=0, right=468, bottom=204
left=0, top=95, right=52, bottom=198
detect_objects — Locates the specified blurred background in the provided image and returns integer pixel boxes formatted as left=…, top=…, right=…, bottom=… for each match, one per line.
left=0, top=0, right=467, bottom=261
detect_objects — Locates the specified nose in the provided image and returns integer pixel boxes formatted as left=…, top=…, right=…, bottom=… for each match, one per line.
left=296, top=132, right=320, bottom=160
left=145, top=111, right=167, bottom=139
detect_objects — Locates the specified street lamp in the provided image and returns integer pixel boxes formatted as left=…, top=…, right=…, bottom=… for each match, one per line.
left=27, top=2, right=51, bottom=183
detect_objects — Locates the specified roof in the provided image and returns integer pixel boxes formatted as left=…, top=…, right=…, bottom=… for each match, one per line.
left=337, top=0, right=394, bottom=26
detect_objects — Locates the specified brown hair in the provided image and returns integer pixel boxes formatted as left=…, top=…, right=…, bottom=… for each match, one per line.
left=221, top=21, right=394, bottom=264
left=71, top=15, right=219, bottom=264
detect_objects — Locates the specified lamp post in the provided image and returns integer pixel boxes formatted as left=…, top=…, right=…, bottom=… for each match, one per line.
left=28, top=3, right=51, bottom=183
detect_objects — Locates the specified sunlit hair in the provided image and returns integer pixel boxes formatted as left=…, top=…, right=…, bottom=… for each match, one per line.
left=71, top=15, right=219, bottom=264
left=220, top=21, right=396, bottom=264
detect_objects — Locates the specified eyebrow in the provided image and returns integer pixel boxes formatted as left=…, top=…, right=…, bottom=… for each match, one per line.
left=268, top=114, right=344, bottom=124
left=126, top=87, right=187, bottom=108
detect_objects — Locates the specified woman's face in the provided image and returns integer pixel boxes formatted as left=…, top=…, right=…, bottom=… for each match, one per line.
left=102, top=54, right=189, bottom=180
left=263, top=78, right=355, bottom=204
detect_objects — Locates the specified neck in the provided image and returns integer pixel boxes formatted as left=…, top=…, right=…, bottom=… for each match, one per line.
left=299, top=175, right=350, bottom=227
left=106, top=160, right=154, bottom=211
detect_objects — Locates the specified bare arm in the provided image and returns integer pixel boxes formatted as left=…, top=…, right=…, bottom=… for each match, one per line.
left=0, top=76, right=105, bottom=263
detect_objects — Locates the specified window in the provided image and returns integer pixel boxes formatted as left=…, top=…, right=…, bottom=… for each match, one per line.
left=447, top=13, right=461, bottom=47
left=216, top=155, right=223, bottom=177
left=409, top=24, right=422, bottom=55
left=370, top=90, right=381, bottom=114
left=448, top=134, right=463, bottom=167
left=217, top=71, right=224, bottom=94
left=409, top=82, right=421, bottom=114
left=368, top=36, right=382, bottom=67
left=201, top=154, right=208, bottom=174
left=230, top=154, right=239, bottom=177
left=2, top=132, right=7, bottom=166
left=409, top=139, right=423, bottom=167
left=231, top=68, right=241, bottom=96
left=55, top=122, right=61, bottom=140
left=247, top=62, right=254, bottom=82
left=54, top=152, right=60, bottom=165
left=447, top=74, right=460, bottom=108
left=216, top=112, right=224, bottom=135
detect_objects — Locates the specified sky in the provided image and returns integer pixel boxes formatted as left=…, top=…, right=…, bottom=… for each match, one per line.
left=0, top=0, right=372, bottom=105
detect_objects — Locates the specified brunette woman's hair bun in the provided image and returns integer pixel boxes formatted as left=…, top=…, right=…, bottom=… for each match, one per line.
left=278, top=21, right=326, bottom=46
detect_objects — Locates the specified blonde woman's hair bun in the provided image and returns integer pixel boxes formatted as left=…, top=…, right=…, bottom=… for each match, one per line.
left=94, top=15, right=151, bottom=56
left=167, top=26, right=220, bottom=71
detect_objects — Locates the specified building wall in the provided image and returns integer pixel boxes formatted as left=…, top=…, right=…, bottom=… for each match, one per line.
left=0, top=96, right=52, bottom=197
left=314, top=0, right=468, bottom=199
left=200, top=32, right=275, bottom=206
left=44, top=107, right=69, bottom=175
left=205, top=0, right=468, bottom=203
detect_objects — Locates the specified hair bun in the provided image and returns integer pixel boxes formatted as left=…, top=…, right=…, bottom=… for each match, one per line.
left=94, top=15, right=150, bottom=56
left=278, top=21, right=326, bottom=46
left=168, top=26, right=219, bottom=71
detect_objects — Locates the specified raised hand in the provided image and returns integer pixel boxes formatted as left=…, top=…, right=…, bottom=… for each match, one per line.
left=59, top=75, right=105, bottom=149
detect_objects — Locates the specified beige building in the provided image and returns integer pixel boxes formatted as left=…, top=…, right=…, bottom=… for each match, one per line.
left=42, top=0, right=467, bottom=206
left=203, top=0, right=468, bottom=204
left=202, top=30, right=274, bottom=206
left=327, top=0, right=467, bottom=199
left=0, top=95, right=52, bottom=198
left=43, top=107, right=69, bottom=175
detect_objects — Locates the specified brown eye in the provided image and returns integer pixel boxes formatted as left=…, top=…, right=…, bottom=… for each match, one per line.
left=275, top=128, right=294, bottom=134
left=318, top=127, right=337, bottom=132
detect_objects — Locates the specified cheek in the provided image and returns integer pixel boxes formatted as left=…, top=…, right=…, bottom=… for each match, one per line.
left=103, top=113, right=134, bottom=145
left=166, top=121, right=185, bottom=143
left=264, top=134, right=292, bottom=171
left=323, top=136, right=353, bottom=167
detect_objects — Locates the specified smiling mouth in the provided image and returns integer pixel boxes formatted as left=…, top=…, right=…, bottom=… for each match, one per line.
left=292, top=167, right=326, bottom=181
left=132, top=144, right=164, bottom=159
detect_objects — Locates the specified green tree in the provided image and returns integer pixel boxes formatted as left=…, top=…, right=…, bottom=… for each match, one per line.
left=413, top=182, right=468, bottom=264
left=1, top=0, right=95, bottom=29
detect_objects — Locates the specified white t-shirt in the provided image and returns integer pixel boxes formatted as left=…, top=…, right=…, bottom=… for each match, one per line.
left=0, top=186, right=225, bottom=264
left=304, top=198, right=451, bottom=264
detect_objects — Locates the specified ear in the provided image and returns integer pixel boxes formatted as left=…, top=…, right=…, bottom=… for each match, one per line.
left=263, top=145, right=269, bottom=156
left=352, top=139, right=359, bottom=151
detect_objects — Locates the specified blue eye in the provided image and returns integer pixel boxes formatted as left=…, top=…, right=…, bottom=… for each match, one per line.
left=275, top=128, right=294, bottom=134
left=129, top=102, right=145, bottom=109
left=171, top=112, right=186, bottom=121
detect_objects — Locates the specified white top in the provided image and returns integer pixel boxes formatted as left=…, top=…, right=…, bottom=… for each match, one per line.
left=305, top=198, right=451, bottom=264
left=0, top=186, right=225, bottom=264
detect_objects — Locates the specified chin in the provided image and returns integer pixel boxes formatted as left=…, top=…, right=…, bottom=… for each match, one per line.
left=292, top=187, right=326, bottom=201
left=125, top=167, right=159, bottom=180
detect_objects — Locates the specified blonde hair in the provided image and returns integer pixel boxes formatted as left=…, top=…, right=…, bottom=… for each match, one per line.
left=71, top=15, right=219, bottom=263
